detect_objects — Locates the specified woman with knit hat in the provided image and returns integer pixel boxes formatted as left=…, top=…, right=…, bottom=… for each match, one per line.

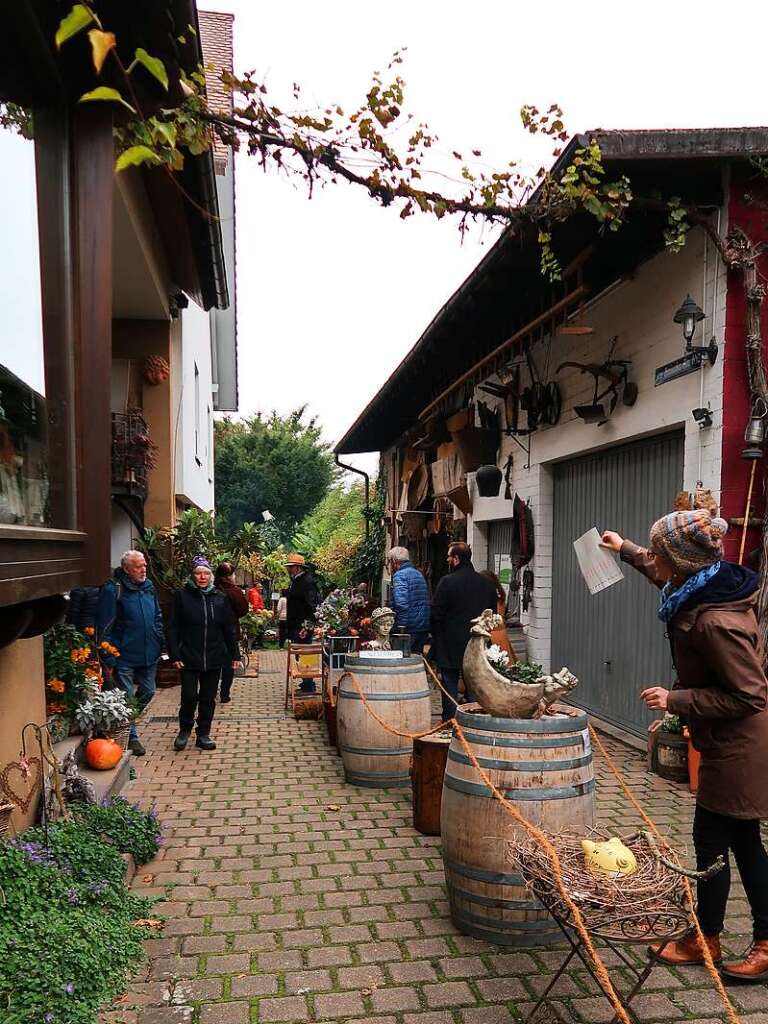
left=168, top=558, right=240, bottom=751
left=602, top=507, right=768, bottom=981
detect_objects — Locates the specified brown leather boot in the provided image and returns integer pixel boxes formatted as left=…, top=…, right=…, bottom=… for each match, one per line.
left=648, top=929, right=722, bottom=965
left=721, top=940, right=768, bottom=981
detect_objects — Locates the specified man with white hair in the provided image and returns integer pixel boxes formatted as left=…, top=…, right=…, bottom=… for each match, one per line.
left=95, top=550, right=164, bottom=756
left=387, top=546, right=430, bottom=653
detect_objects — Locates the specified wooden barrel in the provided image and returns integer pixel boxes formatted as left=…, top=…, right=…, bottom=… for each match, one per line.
left=441, top=703, right=595, bottom=946
left=337, top=655, right=432, bottom=789
left=412, top=731, right=452, bottom=835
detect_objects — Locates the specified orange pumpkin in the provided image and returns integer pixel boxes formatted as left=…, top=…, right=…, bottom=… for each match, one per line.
left=84, top=738, right=123, bottom=771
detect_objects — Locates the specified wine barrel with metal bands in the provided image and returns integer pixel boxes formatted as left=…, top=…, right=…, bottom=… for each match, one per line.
left=337, top=655, right=432, bottom=789
left=441, top=703, right=595, bottom=946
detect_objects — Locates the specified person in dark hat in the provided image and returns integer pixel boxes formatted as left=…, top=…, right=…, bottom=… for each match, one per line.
left=602, top=508, right=768, bottom=981
left=169, top=557, right=240, bottom=751
left=284, top=553, right=320, bottom=692
left=215, top=562, right=249, bottom=703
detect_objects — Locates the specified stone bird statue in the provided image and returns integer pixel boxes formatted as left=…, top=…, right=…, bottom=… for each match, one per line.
left=462, top=610, right=578, bottom=718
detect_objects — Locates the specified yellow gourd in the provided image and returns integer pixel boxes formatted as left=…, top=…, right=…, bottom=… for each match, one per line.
left=581, top=837, right=637, bottom=878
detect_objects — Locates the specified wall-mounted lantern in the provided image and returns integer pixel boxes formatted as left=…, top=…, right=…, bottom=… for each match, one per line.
left=742, top=399, right=768, bottom=460
left=673, top=294, right=718, bottom=363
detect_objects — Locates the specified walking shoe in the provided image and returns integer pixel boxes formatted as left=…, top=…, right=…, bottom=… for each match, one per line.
left=721, top=940, right=768, bottom=981
left=173, top=731, right=190, bottom=751
left=648, top=929, right=721, bottom=965
left=128, top=738, right=146, bottom=756
left=220, top=696, right=232, bottom=704
left=196, top=735, right=216, bottom=750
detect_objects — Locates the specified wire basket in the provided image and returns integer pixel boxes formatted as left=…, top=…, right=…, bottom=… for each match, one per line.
left=106, top=724, right=131, bottom=751
left=0, top=800, right=15, bottom=840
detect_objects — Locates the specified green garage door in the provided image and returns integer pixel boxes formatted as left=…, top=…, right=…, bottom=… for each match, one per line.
left=551, top=433, right=684, bottom=737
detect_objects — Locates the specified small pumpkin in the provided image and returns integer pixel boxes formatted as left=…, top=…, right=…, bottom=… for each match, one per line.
left=84, top=737, right=123, bottom=771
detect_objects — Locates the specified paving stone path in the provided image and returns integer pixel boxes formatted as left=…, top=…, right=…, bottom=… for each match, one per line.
left=102, top=652, right=765, bottom=1024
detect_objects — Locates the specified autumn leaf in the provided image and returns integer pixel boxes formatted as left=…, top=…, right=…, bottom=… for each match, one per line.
left=133, top=918, right=164, bottom=930
left=55, top=4, right=95, bottom=48
left=130, top=48, right=169, bottom=91
left=79, top=87, right=136, bottom=113
left=88, top=29, right=116, bottom=73
left=325, top=804, right=341, bottom=811
left=115, top=146, right=162, bottom=173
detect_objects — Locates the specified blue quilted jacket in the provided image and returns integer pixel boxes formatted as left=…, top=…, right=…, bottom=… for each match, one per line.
left=390, top=561, right=430, bottom=634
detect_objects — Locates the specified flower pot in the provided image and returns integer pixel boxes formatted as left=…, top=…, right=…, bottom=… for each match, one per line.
left=649, top=720, right=688, bottom=783
left=475, top=464, right=502, bottom=498
left=106, top=724, right=131, bottom=751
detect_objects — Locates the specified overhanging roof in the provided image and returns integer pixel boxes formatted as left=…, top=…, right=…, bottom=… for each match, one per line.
left=335, top=127, right=768, bottom=455
left=0, top=0, right=228, bottom=311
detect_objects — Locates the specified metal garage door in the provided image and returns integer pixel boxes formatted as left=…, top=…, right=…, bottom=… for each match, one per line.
left=551, top=433, right=684, bottom=737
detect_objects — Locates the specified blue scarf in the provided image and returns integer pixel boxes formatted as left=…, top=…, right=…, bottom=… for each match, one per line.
left=658, top=561, right=721, bottom=623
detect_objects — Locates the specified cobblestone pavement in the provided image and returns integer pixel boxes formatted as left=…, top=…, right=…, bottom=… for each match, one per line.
left=101, top=652, right=766, bottom=1024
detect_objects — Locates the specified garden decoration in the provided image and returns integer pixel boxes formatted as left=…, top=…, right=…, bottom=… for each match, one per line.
left=57, top=748, right=97, bottom=807
left=84, top=737, right=124, bottom=771
left=0, top=755, right=42, bottom=816
left=462, top=609, right=577, bottom=717
left=369, top=607, right=396, bottom=650
left=510, top=827, right=724, bottom=1024
left=557, top=341, right=638, bottom=426
left=141, top=354, right=170, bottom=385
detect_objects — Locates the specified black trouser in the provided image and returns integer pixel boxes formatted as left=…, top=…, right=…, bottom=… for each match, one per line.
left=694, top=804, right=768, bottom=940
left=220, top=665, right=235, bottom=700
left=179, top=669, right=221, bottom=737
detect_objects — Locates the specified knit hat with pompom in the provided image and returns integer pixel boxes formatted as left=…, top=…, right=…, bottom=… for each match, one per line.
left=649, top=509, right=728, bottom=576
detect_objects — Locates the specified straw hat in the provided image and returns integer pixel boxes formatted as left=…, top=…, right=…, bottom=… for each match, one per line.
left=284, top=553, right=306, bottom=567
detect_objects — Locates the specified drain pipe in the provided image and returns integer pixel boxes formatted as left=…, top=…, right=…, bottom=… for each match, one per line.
left=334, top=454, right=370, bottom=541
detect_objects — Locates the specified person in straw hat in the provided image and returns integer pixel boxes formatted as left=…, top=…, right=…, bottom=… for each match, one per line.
left=601, top=506, right=768, bottom=981
left=284, top=553, right=320, bottom=692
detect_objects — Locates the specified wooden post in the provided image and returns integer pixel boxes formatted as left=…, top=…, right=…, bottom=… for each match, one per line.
left=71, top=107, right=114, bottom=583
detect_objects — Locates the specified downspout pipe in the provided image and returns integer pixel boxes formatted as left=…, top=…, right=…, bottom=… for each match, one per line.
left=334, top=454, right=370, bottom=541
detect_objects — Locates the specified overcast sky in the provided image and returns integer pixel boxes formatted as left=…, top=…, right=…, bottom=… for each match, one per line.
left=201, top=0, right=768, bottom=476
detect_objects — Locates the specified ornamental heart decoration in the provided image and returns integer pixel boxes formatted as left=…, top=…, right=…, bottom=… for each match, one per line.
left=0, top=756, right=43, bottom=814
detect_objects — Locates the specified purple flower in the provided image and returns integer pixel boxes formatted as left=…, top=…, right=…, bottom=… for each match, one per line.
left=67, top=888, right=79, bottom=906
left=89, top=879, right=108, bottom=895
left=45, top=1014, right=53, bottom=1023
left=64, top=982, right=74, bottom=995
left=154, top=834, right=164, bottom=846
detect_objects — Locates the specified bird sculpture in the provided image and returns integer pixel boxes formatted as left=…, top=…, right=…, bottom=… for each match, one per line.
left=462, top=610, right=578, bottom=718
left=582, top=837, right=638, bottom=878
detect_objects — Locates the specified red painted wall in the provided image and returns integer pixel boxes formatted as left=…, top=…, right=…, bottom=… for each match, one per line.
left=721, top=168, right=768, bottom=564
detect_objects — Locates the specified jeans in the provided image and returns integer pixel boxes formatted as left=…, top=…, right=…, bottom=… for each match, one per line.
left=438, top=667, right=474, bottom=723
left=694, top=804, right=768, bottom=940
left=179, top=669, right=221, bottom=737
left=220, top=665, right=235, bottom=701
left=113, top=663, right=157, bottom=740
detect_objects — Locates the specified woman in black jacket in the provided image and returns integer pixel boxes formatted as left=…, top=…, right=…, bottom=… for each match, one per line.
left=169, top=558, right=239, bottom=751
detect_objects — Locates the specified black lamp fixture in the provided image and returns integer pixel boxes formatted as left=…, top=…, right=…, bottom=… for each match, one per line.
left=673, top=295, right=718, bottom=364
left=692, top=406, right=713, bottom=429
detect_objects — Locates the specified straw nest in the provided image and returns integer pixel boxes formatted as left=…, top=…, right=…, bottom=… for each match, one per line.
left=508, top=828, right=692, bottom=941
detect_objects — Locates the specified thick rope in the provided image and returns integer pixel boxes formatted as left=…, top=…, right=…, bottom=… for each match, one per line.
left=421, top=656, right=461, bottom=709
left=338, top=671, right=453, bottom=738
left=588, top=726, right=741, bottom=1024
left=452, top=721, right=632, bottom=1024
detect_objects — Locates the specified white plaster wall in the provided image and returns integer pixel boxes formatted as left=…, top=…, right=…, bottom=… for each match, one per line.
left=176, top=302, right=215, bottom=511
left=469, top=222, right=729, bottom=670
left=110, top=504, right=135, bottom=571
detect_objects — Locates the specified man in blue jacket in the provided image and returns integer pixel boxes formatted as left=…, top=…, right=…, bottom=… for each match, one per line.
left=95, top=550, right=164, bottom=756
left=388, top=546, right=430, bottom=653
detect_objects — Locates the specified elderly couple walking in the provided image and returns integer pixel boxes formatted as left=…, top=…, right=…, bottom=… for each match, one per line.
left=96, top=552, right=242, bottom=754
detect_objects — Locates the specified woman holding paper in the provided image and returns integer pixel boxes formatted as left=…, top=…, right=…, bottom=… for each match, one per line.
left=601, top=509, right=768, bottom=981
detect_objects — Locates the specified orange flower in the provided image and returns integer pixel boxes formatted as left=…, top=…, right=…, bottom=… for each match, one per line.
left=47, top=701, right=66, bottom=714
left=84, top=626, right=96, bottom=636
left=48, top=678, right=65, bottom=693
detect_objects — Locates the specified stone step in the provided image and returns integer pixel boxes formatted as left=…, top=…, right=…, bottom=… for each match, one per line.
left=52, top=738, right=132, bottom=805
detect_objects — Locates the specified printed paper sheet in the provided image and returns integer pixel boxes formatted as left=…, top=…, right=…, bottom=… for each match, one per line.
left=573, top=527, right=624, bottom=595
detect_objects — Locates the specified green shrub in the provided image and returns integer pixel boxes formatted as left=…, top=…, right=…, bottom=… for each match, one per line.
left=72, top=797, right=163, bottom=866
left=0, top=801, right=162, bottom=1024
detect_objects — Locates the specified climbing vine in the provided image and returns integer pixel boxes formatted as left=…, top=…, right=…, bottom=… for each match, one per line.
left=0, top=2, right=701, bottom=282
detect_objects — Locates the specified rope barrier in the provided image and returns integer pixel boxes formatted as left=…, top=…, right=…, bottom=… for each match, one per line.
left=336, top=657, right=742, bottom=1024
left=588, top=725, right=742, bottom=1024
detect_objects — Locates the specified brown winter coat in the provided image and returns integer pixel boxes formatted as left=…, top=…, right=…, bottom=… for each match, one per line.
left=216, top=576, right=249, bottom=641
left=621, top=541, right=768, bottom=820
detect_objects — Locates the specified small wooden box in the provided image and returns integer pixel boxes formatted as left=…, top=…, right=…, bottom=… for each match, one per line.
left=412, top=731, right=452, bottom=836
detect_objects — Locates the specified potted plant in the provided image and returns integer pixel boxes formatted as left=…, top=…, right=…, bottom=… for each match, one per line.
left=43, top=624, right=108, bottom=738
left=74, top=690, right=134, bottom=750
left=648, top=714, right=688, bottom=782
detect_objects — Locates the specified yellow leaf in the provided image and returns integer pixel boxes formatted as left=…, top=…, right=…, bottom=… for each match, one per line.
left=55, top=4, right=95, bottom=48
left=132, top=48, right=169, bottom=91
left=88, top=29, right=116, bottom=73
left=115, top=146, right=162, bottom=173
left=79, top=87, right=135, bottom=113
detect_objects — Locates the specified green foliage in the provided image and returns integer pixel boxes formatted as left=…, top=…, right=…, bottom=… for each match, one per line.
left=0, top=805, right=160, bottom=1024
left=262, top=546, right=290, bottom=592
left=349, top=469, right=387, bottom=596
left=43, top=624, right=102, bottom=718
left=291, top=482, right=367, bottom=588
left=71, top=796, right=163, bottom=866
left=55, top=4, right=95, bottom=48
left=663, top=197, right=690, bottom=254
left=214, top=408, right=335, bottom=541
left=0, top=102, right=33, bottom=138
